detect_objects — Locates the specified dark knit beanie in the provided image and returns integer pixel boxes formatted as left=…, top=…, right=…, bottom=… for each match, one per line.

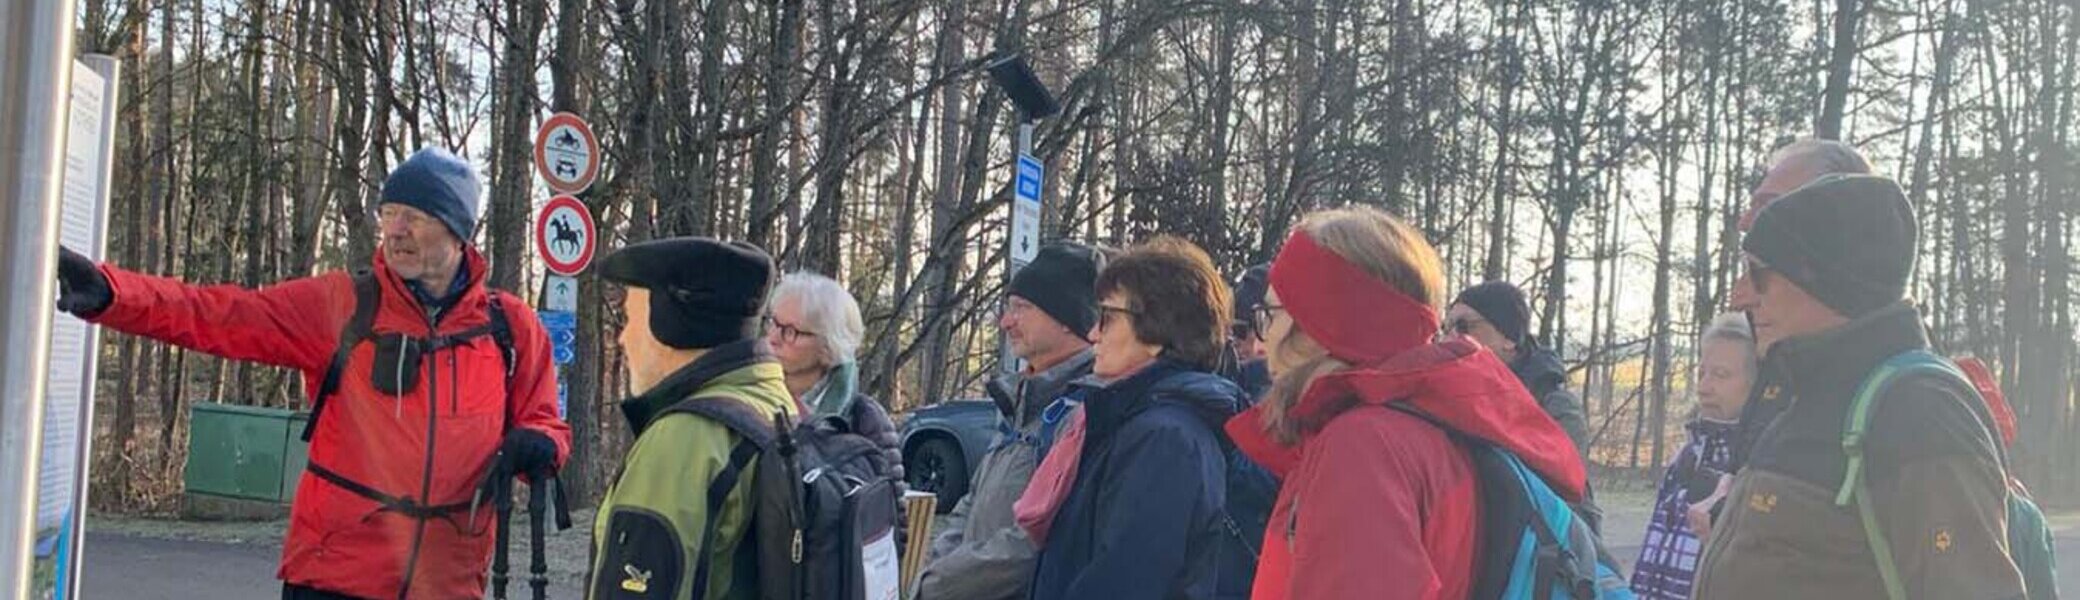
left=599, top=237, right=776, bottom=349
left=1453, top=280, right=1532, bottom=346
left=1009, top=242, right=1103, bottom=336
left=1233, top=263, right=1271, bottom=332
left=1743, top=174, right=1917, bottom=318
left=381, top=148, right=482, bottom=241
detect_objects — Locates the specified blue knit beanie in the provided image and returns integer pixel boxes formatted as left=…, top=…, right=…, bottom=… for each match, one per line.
left=381, top=148, right=481, bottom=241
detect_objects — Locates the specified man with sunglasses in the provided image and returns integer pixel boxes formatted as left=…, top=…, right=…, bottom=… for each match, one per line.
left=1693, top=174, right=2022, bottom=599
left=916, top=242, right=1102, bottom=600
left=53, top=148, right=570, bottom=599
left=1688, top=139, right=1879, bottom=543
left=1445, top=280, right=1591, bottom=457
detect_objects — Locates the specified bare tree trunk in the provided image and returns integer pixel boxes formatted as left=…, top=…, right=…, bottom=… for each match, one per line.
left=917, top=0, right=969, bottom=403
left=1815, top=0, right=1865, bottom=139
left=489, top=0, right=546, bottom=292
left=748, top=0, right=804, bottom=248
left=1482, top=0, right=1527, bottom=281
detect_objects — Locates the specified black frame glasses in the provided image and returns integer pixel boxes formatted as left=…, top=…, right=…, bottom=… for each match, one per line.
left=763, top=315, right=819, bottom=345
left=1250, top=303, right=1285, bottom=342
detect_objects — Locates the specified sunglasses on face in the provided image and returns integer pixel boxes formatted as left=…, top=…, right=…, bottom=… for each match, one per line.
left=1095, top=305, right=1138, bottom=334
left=1742, top=256, right=1775, bottom=293
left=1447, top=316, right=1488, bottom=336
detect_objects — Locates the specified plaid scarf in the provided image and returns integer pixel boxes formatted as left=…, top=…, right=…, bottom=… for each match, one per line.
left=1630, top=418, right=1739, bottom=600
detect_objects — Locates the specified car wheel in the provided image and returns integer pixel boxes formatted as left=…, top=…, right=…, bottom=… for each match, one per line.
left=906, top=438, right=969, bottom=513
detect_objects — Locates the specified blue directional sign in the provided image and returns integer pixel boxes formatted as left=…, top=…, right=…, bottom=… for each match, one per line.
left=1011, top=154, right=1043, bottom=265
left=538, top=310, right=576, bottom=331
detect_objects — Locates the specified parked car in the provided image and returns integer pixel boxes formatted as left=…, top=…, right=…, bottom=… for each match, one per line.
left=899, top=398, right=997, bottom=513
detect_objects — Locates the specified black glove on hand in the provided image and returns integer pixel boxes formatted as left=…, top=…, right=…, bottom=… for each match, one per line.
left=498, top=429, right=559, bottom=480
left=55, top=246, right=112, bottom=317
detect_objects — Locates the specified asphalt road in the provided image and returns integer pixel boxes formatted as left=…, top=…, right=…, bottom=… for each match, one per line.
left=80, top=509, right=2080, bottom=598
left=79, top=529, right=588, bottom=599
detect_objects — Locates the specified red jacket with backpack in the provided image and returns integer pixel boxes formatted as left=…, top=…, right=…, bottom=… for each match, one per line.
left=1226, top=230, right=1585, bottom=600
left=89, top=248, right=570, bottom=599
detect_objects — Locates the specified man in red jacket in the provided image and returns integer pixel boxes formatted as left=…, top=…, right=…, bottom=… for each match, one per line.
left=54, top=147, right=571, bottom=600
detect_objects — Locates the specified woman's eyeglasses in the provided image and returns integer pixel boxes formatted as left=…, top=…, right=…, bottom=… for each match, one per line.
left=1250, top=303, right=1285, bottom=342
left=764, top=316, right=819, bottom=345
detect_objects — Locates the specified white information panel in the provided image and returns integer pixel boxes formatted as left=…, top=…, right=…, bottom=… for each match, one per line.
left=35, top=57, right=117, bottom=600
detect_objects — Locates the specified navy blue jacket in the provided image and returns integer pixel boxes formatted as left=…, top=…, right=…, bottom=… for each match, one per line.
left=1029, top=360, right=1246, bottom=600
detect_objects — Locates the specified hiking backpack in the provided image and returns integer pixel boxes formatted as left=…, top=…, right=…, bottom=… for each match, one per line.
left=1838, top=350, right=2035, bottom=600
left=1388, top=405, right=1634, bottom=600
left=668, top=396, right=904, bottom=600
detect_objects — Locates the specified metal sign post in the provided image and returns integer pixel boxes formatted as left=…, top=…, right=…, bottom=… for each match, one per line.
left=985, top=53, right=1058, bottom=377
left=0, top=0, right=81, bottom=595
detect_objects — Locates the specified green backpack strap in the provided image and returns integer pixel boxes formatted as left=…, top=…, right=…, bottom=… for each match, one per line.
left=1837, top=349, right=1969, bottom=600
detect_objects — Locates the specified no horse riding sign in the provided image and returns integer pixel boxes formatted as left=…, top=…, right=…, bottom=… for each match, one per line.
left=536, top=195, right=596, bottom=275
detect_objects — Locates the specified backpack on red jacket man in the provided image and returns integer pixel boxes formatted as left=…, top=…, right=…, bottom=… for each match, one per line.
left=54, top=148, right=571, bottom=600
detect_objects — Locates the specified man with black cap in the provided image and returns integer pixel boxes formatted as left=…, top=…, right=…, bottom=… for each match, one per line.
left=585, top=237, right=794, bottom=600
left=1693, top=175, right=2023, bottom=599
left=53, top=147, right=570, bottom=599
left=1447, top=280, right=1591, bottom=455
left=915, top=242, right=1102, bottom=600
left=1220, top=264, right=1273, bottom=399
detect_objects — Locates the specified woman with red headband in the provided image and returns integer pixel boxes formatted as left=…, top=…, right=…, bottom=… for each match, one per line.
left=1226, top=206, right=1587, bottom=599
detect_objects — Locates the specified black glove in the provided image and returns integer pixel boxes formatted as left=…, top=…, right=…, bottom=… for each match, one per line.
left=55, top=246, right=112, bottom=317
left=497, top=429, right=559, bottom=480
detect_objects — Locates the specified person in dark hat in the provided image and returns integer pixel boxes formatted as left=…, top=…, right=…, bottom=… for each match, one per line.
left=916, top=242, right=1103, bottom=600
left=1693, top=175, right=2022, bottom=599
left=1221, top=264, right=1273, bottom=399
left=585, top=237, right=794, bottom=600
left=55, top=147, right=568, bottom=599
left=1448, top=280, right=1591, bottom=455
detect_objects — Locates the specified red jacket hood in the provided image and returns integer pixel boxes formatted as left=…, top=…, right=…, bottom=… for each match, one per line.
left=1227, top=336, right=1587, bottom=501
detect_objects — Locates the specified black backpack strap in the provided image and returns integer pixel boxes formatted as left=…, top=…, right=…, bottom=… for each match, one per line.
left=304, top=271, right=381, bottom=442
left=485, top=290, right=517, bottom=384
left=662, top=396, right=784, bottom=598
left=690, top=439, right=763, bottom=599
left=664, top=396, right=782, bottom=449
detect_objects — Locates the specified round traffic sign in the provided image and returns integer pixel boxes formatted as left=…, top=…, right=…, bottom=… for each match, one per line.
left=534, top=112, right=600, bottom=194
left=535, top=195, right=597, bottom=275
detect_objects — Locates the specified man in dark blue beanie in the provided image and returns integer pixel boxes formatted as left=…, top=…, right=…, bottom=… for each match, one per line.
left=378, top=147, right=483, bottom=306
left=53, top=146, right=570, bottom=599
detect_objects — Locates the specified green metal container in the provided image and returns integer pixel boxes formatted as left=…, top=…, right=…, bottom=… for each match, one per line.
left=184, top=403, right=310, bottom=503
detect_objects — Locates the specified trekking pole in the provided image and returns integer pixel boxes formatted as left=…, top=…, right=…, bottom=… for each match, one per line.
left=528, top=475, right=549, bottom=600
left=492, top=472, right=514, bottom=600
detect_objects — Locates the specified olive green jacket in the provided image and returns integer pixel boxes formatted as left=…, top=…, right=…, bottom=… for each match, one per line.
left=587, top=341, right=797, bottom=600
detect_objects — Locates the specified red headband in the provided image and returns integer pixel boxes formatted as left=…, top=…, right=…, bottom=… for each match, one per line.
left=1269, top=230, right=1441, bottom=365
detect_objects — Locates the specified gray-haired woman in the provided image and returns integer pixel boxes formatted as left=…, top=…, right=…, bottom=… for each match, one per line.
left=766, top=272, right=904, bottom=478
left=1630, top=312, right=1757, bottom=599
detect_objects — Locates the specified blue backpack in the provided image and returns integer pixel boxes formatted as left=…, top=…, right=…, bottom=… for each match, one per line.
left=1389, top=405, right=1633, bottom=600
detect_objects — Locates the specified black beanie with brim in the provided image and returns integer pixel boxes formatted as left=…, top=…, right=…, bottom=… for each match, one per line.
left=1742, top=174, right=1917, bottom=318
left=600, top=237, right=776, bottom=350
